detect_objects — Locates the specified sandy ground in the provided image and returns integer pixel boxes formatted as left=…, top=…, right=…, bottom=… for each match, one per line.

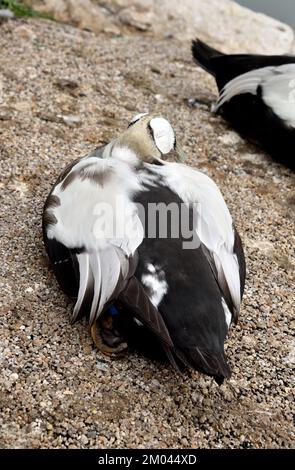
left=0, top=18, right=294, bottom=448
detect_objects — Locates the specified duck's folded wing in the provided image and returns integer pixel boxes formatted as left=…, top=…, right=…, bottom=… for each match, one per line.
left=43, top=156, right=144, bottom=324
left=214, top=64, right=295, bottom=121
left=118, top=276, right=182, bottom=373
left=157, top=162, right=245, bottom=323
left=119, top=277, right=173, bottom=347
left=261, top=65, right=295, bottom=128
left=214, top=68, right=265, bottom=111
left=118, top=275, right=232, bottom=381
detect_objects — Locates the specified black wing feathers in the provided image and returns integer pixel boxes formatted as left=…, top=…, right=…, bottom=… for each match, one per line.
left=192, top=38, right=295, bottom=90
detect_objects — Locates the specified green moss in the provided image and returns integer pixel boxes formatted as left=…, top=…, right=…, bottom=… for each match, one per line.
left=0, top=0, right=55, bottom=20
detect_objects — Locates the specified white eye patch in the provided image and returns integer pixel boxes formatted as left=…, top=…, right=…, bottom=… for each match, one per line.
left=149, top=117, right=175, bottom=154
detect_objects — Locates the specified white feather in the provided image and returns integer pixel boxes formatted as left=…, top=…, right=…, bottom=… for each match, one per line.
left=72, top=253, right=90, bottom=321
left=214, top=248, right=241, bottom=313
left=146, top=263, right=156, bottom=274
left=46, top=152, right=144, bottom=323
left=89, top=254, right=102, bottom=324
left=129, top=113, right=148, bottom=124
left=47, top=157, right=142, bottom=253
left=263, top=65, right=295, bottom=127
left=110, top=146, right=140, bottom=167
left=221, top=298, right=232, bottom=329
left=214, top=64, right=295, bottom=128
left=150, top=162, right=241, bottom=313
left=141, top=270, right=168, bottom=307
left=88, top=249, right=121, bottom=324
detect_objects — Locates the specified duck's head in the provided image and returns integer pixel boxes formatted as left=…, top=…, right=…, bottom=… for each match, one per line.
left=111, top=113, right=186, bottom=164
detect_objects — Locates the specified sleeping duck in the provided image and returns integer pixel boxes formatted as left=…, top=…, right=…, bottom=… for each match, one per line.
left=191, top=39, right=295, bottom=170
left=42, top=113, right=246, bottom=384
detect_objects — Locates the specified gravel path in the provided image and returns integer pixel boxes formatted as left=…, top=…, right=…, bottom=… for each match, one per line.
left=0, top=19, right=294, bottom=449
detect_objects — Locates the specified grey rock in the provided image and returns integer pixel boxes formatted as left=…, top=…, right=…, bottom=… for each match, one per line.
left=0, top=9, right=14, bottom=20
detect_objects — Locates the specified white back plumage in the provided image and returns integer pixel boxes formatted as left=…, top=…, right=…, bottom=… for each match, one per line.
left=214, top=64, right=295, bottom=128
left=152, top=162, right=241, bottom=316
left=46, top=152, right=144, bottom=323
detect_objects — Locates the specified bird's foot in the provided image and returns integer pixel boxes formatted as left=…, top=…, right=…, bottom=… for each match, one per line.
left=91, top=311, right=128, bottom=358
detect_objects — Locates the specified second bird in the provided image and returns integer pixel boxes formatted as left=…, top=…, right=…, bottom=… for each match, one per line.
left=192, top=39, right=295, bottom=170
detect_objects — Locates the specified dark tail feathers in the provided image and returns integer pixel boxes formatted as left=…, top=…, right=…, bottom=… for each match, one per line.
left=191, top=38, right=223, bottom=76
left=175, top=346, right=231, bottom=385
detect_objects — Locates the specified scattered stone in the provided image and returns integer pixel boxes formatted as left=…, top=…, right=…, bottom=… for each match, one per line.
left=59, top=114, right=81, bottom=126
left=80, top=435, right=89, bottom=445
left=0, top=109, right=12, bottom=121
left=118, top=8, right=153, bottom=31
left=218, top=131, right=242, bottom=146
left=0, top=9, right=14, bottom=21
left=55, top=79, right=79, bottom=91
left=96, top=361, right=109, bottom=372
left=14, top=25, right=36, bottom=41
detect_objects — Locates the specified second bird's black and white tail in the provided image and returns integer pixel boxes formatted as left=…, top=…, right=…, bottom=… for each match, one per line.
left=191, top=39, right=223, bottom=76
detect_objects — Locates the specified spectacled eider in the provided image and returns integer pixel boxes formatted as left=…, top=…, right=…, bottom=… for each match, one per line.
left=191, top=39, right=295, bottom=170
left=42, top=113, right=246, bottom=384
